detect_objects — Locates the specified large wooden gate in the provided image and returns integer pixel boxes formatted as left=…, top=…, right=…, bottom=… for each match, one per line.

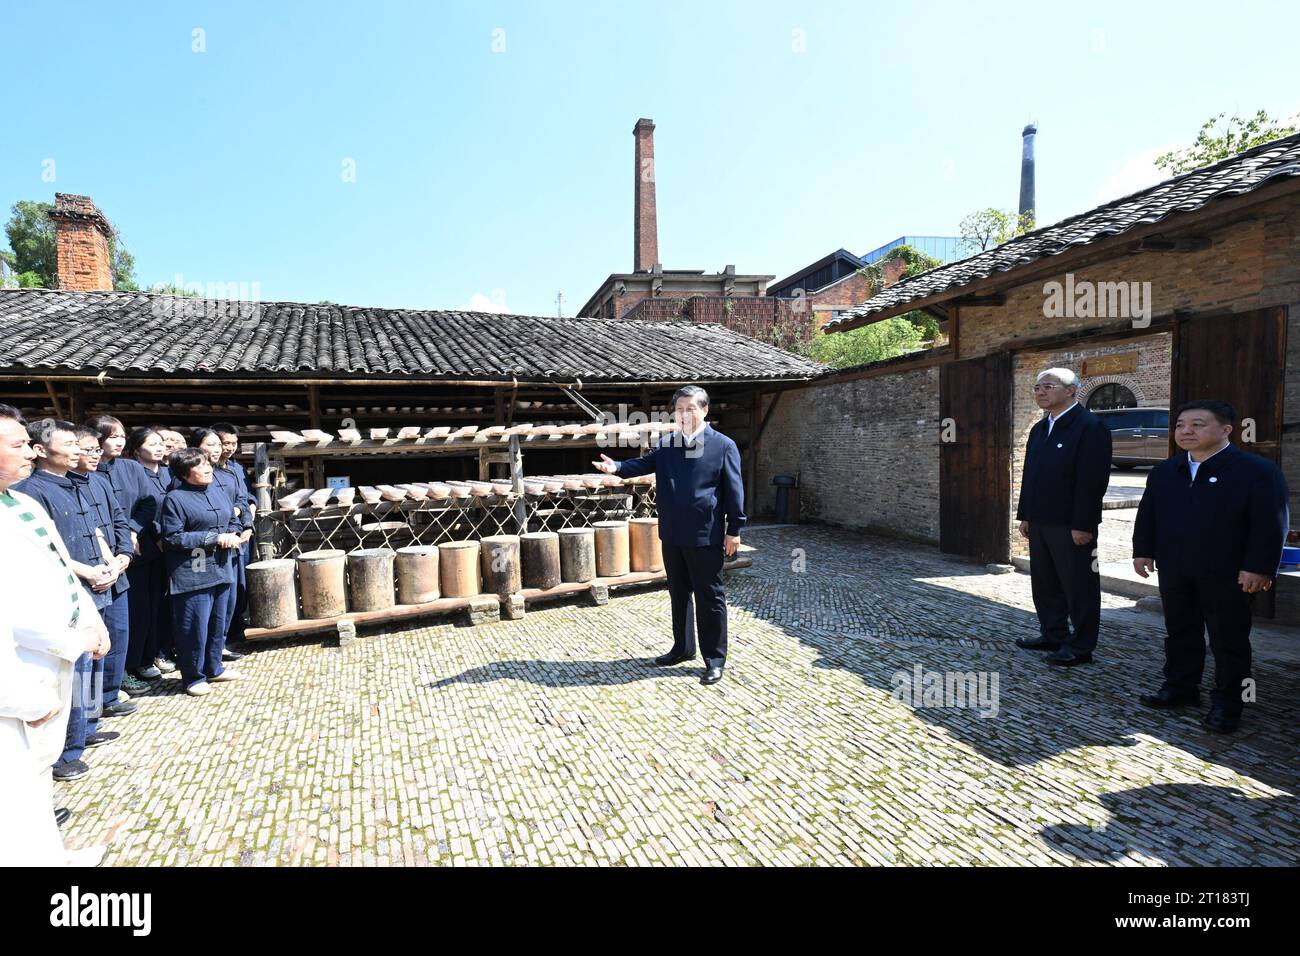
left=1170, top=306, right=1287, bottom=462
left=1172, top=306, right=1288, bottom=616
left=940, top=352, right=1012, bottom=563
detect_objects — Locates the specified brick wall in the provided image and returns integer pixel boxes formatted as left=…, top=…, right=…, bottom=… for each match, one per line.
left=754, top=366, right=940, bottom=541
left=622, top=295, right=815, bottom=350
left=956, top=195, right=1300, bottom=360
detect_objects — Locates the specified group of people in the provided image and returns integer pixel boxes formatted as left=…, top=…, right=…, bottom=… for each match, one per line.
left=0, top=404, right=256, bottom=865
left=1015, top=367, right=1289, bottom=734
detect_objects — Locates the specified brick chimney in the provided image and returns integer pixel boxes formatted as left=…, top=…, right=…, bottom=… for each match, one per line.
left=1019, top=122, right=1037, bottom=225
left=633, top=118, right=659, bottom=273
left=50, top=193, right=116, bottom=291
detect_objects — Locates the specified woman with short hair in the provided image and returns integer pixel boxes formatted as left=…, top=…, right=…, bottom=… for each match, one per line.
left=159, top=447, right=243, bottom=696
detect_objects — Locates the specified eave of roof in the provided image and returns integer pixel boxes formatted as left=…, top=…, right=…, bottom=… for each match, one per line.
left=0, top=287, right=825, bottom=385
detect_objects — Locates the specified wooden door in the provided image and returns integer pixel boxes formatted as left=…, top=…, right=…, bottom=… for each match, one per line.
left=1171, top=306, right=1287, bottom=616
left=1170, top=307, right=1286, bottom=461
left=940, top=352, right=1012, bottom=563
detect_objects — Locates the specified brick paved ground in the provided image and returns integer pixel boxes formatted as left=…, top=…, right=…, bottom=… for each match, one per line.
left=60, top=525, right=1299, bottom=866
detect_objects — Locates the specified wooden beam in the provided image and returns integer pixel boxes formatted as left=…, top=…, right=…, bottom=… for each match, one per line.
left=44, top=380, right=64, bottom=419
left=1128, top=236, right=1212, bottom=253
left=1002, top=313, right=1176, bottom=353
left=953, top=293, right=1005, bottom=307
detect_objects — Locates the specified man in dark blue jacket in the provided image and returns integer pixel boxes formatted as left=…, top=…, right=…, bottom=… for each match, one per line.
left=1133, top=400, right=1288, bottom=733
left=594, top=386, right=746, bottom=685
left=1015, top=368, right=1112, bottom=666
left=13, top=420, right=134, bottom=781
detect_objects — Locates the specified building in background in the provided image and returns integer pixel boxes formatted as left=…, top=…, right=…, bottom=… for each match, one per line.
left=577, top=119, right=813, bottom=350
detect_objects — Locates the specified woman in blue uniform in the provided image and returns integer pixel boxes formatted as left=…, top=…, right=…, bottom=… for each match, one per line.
left=89, top=414, right=152, bottom=703
left=123, top=427, right=173, bottom=683
left=191, top=428, right=253, bottom=644
left=159, top=447, right=244, bottom=696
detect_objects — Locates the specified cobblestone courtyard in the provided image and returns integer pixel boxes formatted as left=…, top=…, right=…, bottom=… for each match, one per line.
left=61, top=525, right=1300, bottom=866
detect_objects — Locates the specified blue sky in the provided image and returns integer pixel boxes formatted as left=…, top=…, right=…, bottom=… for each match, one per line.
left=3, top=0, right=1297, bottom=316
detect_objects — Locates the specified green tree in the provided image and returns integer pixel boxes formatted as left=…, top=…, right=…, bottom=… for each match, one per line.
left=958, top=207, right=1034, bottom=255
left=2, top=200, right=58, bottom=287
left=1156, top=110, right=1298, bottom=175
left=858, top=244, right=945, bottom=343
left=810, top=316, right=926, bottom=368
left=2, top=199, right=138, bottom=290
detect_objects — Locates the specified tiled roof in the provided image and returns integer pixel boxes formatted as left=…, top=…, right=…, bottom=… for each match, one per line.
left=0, top=289, right=825, bottom=383
left=827, top=132, right=1300, bottom=330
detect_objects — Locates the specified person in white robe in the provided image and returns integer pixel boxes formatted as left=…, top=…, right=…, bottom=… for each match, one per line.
left=0, top=405, right=109, bottom=867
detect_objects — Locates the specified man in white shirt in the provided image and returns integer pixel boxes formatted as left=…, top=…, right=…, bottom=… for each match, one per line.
left=0, top=403, right=109, bottom=866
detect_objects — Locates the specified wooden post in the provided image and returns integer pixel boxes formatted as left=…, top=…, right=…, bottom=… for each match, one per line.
left=509, top=434, right=527, bottom=533
left=307, top=385, right=325, bottom=487
left=68, top=383, right=84, bottom=424
left=746, top=387, right=761, bottom=514
left=43, top=380, right=64, bottom=420
left=253, top=441, right=275, bottom=561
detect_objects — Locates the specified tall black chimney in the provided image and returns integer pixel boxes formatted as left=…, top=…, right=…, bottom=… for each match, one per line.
left=1019, top=122, right=1037, bottom=225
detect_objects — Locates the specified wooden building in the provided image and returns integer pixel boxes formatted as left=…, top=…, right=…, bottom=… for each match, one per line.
left=0, top=286, right=824, bottom=505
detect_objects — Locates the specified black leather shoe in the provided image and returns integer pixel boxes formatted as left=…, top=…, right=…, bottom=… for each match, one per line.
left=653, top=652, right=693, bottom=666
left=1016, top=637, right=1061, bottom=651
left=1139, top=686, right=1200, bottom=709
left=701, top=665, right=724, bottom=685
left=1203, top=705, right=1241, bottom=734
left=222, top=648, right=245, bottom=662
left=54, top=808, right=72, bottom=828
left=1046, top=649, right=1093, bottom=666
left=52, top=759, right=90, bottom=782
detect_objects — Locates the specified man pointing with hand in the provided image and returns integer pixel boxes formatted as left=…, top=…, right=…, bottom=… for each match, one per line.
left=593, top=386, right=745, bottom=686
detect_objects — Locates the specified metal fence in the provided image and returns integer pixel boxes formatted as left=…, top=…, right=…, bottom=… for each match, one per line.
left=259, top=483, right=658, bottom=559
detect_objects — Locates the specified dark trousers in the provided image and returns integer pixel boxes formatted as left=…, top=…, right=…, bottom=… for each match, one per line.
left=125, top=558, right=166, bottom=671
left=1158, top=571, right=1252, bottom=712
left=100, top=594, right=130, bottom=707
left=171, top=583, right=233, bottom=689
left=59, top=651, right=101, bottom=765
left=226, top=544, right=248, bottom=643
left=1028, top=522, right=1101, bottom=653
left=662, top=542, right=728, bottom=666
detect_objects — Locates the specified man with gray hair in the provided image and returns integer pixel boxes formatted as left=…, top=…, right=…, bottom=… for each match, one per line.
left=1015, top=368, right=1112, bottom=665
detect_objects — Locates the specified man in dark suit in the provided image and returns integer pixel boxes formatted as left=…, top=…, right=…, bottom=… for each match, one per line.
left=1133, top=400, right=1288, bottom=733
left=1015, top=368, right=1112, bottom=665
left=594, top=385, right=745, bottom=686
